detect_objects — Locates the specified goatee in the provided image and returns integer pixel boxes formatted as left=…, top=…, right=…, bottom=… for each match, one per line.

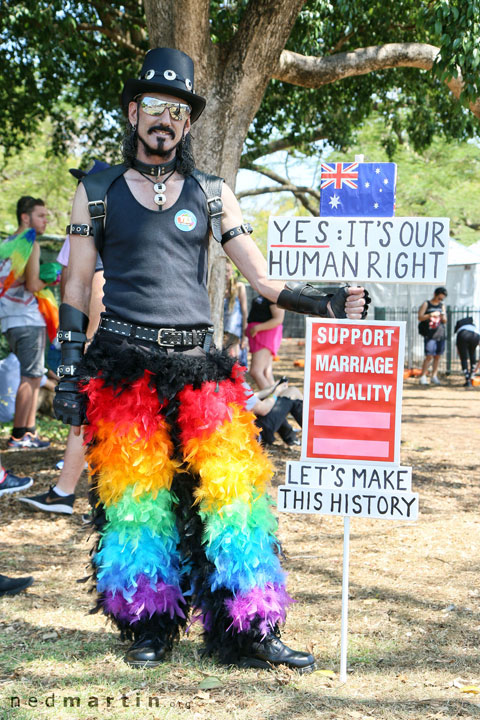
left=138, top=126, right=178, bottom=158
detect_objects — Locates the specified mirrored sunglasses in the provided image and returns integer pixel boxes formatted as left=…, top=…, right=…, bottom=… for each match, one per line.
left=140, top=97, right=191, bottom=121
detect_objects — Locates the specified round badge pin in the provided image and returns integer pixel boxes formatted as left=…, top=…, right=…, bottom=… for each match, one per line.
left=174, top=210, right=197, bottom=232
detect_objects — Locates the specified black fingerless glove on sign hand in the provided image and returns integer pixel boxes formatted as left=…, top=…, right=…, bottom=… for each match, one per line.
left=277, top=283, right=371, bottom=319
left=53, top=303, right=89, bottom=426
left=53, top=379, right=87, bottom=426
left=326, top=286, right=371, bottom=319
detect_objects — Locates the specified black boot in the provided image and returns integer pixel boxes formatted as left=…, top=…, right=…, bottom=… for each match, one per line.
left=0, top=574, right=34, bottom=596
left=124, top=633, right=169, bottom=668
left=238, top=633, right=315, bottom=673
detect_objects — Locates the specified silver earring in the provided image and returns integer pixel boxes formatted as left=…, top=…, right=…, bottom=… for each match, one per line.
left=131, top=123, right=137, bottom=132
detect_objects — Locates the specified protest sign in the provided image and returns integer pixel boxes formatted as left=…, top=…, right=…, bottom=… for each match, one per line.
left=284, top=460, right=412, bottom=491
left=302, top=318, right=405, bottom=464
left=267, top=216, right=449, bottom=283
left=277, top=486, right=418, bottom=520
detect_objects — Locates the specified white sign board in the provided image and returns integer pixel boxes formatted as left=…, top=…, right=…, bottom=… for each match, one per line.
left=277, top=461, right=417, bottom=521
left=267, top=216, right=449, bottom=283
left=277, top=485, right=418, bottom=521
left=285, top=460, right=412, bottom=491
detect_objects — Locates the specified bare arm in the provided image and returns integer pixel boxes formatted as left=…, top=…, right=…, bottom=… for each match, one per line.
left=220, top=183, right=366, bottom=319
left=87, top=270, right=105, bottom=339
left=237, top=282, right=248, bottom=335
left=220, top=183, right=284, bottom=301
left=24, top=242, right=46, bottom=293
left=64, top=183, right=97, bottom=315
left=418, top=301, right=429, bottom=322
left=252, top=395, right=277, bottom=417
left=248, top=304, right=284, bottom=338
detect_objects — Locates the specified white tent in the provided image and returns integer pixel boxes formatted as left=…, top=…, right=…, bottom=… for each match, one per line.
left=367, top=238, right=480, bottom=311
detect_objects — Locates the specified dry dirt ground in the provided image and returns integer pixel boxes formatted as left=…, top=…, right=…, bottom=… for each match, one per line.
left=0, top=338, right=479, bottom=720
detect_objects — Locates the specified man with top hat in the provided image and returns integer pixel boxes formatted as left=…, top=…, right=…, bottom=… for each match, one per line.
left=54, top=47, right=368, bottom=670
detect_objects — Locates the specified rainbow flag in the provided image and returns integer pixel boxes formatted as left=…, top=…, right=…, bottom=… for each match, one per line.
left=0, top=228, right=59, bottom=341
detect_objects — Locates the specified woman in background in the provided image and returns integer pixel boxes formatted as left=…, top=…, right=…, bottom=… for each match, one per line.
left=247, top=294, right=285, bottom=389
left=223, top=261, right=248, bottom=360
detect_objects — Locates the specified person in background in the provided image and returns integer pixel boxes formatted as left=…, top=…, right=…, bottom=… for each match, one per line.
left=19, top=162, right=106, bottom=516
left=247, top=294, right=284, bottom=389
left=0, top=457, right=35, bottom=595
left=454, top=316, right=480, bottom=389
left=418, top=287, right=447, bottom=386
left=0, top=197, right=51, bottom=449
left=223, top=261, right=247, bottom=359
left=0, top=462, right=33, bottom=497
left=0, top=573, right=34, bottom=597
left=245, top=380, right=303, bottom=447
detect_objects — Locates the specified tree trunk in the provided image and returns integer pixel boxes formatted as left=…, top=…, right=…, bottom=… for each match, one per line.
left=143, top=0, right=307, bottom=344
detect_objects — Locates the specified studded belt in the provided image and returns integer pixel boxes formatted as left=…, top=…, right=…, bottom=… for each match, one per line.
left=99, top=317, right=214, bottom=349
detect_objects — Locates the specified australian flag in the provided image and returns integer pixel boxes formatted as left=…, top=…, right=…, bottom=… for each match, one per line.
left=320, top=162, right=397, bottom=217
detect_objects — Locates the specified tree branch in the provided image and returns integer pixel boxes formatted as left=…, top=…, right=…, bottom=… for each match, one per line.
left=237, top=184, right=318, bottom=199
left=274, top=43, right=480, bottom=119
left=77, top=24, right=143, bottom=55
left=246, top=163, right=320, bottom=199
left=241, top=128, right=326, bottom=166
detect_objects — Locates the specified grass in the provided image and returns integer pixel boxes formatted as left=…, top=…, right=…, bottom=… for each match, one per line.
left=1, top=340, right=480, bottom=719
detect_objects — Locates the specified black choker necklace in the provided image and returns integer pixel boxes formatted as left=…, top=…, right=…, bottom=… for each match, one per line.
left=132, top=156, right=177, bottom=177
left=133, top=157, right=177, bottom=210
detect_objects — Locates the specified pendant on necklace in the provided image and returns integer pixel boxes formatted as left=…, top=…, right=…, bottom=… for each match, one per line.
left=154, top=182, right=166, bottom=206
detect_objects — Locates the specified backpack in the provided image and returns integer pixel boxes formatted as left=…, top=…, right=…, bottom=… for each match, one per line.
left=418, top=320, right=430, bottom=338
left=81, top=164, right=224, bottom=253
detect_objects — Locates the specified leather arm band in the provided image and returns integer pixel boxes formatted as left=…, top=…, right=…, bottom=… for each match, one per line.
left=221, top=223, right=253, bottom=246
left=66, top=224, right=94, bottom=237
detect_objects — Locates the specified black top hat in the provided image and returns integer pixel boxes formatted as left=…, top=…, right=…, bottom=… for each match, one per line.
left=121, top=48, right=206, bottom=123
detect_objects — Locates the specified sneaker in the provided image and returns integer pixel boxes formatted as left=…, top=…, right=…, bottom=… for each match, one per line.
left=431, top=376, right=441, bottom=386
left=419, top=375, right=429, bottom=385
left=0, top=574, right=34, bottom=597
left=18, top=486, right=75, bottom=515
left=0, top=471, right=34, bottom=497
left=7, top=432, right=50, bottom=450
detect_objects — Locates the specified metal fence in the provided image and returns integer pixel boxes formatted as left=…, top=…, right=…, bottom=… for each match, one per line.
left=246, top=283, right=478, bottom=374
left=373, top=306, right=480, bottom=375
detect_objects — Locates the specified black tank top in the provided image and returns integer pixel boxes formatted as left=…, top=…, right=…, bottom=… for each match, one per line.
left=101, top=174, right=211, bottom=328
left=424, top=299, right=446, bottom=340
left=248, top=296, right=273, bottom=323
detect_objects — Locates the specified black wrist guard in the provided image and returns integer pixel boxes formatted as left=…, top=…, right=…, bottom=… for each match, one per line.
left=53, top=379, right=87, bottom=426
left=54, top=304, right=89, bottom=425
left=57, top=303, right=89, bottom=377
left=277, top=283, right=337, bottom=317
left=277, top=283, right=371, bottom=319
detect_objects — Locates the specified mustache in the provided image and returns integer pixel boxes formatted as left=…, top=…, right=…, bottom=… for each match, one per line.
left=147, top=124, right=175, bottom=138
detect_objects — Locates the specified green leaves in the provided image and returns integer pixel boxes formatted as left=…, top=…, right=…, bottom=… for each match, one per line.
left=0, top=0, right=479, bottom=168
left=428, top=0, right=480, bottom=102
